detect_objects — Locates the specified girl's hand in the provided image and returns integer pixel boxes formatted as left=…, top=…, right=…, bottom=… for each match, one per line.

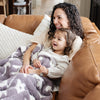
left=40, top=66, right=48, bottom=75
left=33, top=59, right=41, bottom=68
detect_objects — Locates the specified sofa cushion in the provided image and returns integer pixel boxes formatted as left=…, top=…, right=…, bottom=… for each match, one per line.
left=4, top=14, right=43, bottom=34
left=0, top=23, right=34, bottom=59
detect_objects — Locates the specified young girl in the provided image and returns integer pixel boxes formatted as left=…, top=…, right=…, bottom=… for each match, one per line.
left=27, top=28, right=76, bottom=78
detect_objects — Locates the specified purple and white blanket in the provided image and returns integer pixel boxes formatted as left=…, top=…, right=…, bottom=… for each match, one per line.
left=0, top=45, right=57, bottom=100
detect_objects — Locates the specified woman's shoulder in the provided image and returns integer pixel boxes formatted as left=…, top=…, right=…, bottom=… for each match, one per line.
left=69, top=35, right=83, bottom=60
left=75, top=35, right=82, bottom=43
left=73, top=35, right=82, bottom=49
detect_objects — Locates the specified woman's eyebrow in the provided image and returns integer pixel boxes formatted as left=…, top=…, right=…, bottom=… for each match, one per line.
left=57, top=15, right=62, bottom=17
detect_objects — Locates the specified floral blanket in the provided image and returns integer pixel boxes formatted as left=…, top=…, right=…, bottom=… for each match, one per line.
left=0, top=45, right=56, bottom=100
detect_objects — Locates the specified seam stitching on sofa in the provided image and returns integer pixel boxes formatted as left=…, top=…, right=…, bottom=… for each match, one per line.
left=89, top=45, right=98, bottom=68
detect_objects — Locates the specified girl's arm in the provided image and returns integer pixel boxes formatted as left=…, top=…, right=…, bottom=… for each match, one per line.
left=20, top=42, right=37, bottom=73
left=47, top=60, right=69, bottom=78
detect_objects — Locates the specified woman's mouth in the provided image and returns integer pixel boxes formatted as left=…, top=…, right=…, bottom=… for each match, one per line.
left=56, top=25, right=61, bottom=29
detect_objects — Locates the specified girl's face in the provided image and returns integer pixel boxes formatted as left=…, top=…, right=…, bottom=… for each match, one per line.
left=51, top=31, right=67, bottom=55
left=53, top=8, right=70, bottom=29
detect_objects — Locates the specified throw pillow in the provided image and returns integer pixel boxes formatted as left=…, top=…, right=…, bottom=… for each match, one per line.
left=33, top=14, right=51, bottom=35
left=31, top=14, right=51, bottom=48
left=0, top=23, right=33, bottom=59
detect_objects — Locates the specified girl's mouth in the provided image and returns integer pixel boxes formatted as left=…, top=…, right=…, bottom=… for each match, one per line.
left=53, top=43, right=57, bottom=46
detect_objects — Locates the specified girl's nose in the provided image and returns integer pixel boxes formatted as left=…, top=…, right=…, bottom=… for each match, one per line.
left=53, top=38, right=57, bottom=42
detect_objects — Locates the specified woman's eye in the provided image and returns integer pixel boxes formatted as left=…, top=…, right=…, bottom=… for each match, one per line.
left=58, top=16, right=61, bottom=19
left=53, top=17, right=55, bottom=19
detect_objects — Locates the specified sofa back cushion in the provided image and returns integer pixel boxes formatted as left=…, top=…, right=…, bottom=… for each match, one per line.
left=4, top=14, right=43, bottom=35
left=4, top=15, right=97, bottom=36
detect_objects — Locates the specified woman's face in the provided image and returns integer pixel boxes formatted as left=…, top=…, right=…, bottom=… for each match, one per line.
left=53, top=8, right=70, bottom=29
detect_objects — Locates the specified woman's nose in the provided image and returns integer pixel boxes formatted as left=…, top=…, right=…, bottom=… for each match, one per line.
left=54, top=18, right=58, bottom=24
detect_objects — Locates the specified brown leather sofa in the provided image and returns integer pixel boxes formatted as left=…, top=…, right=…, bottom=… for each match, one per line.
left=0, top=14, right=100, bottom=100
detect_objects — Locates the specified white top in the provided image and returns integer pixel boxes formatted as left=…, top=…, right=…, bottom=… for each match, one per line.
left=31, top=35, right=82, bottom=60
left=31, top=47, right=69, bottom=78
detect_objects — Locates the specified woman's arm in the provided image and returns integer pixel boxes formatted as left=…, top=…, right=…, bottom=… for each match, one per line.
left=20, top=42, right=37, bottom=73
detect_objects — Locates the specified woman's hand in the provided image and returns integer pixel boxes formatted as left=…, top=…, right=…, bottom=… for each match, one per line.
left=21, top=43, right=37, bottom=73
left=33, top=59, right=41, bottom=68
left=40, top=66, right=48, bottom=75
left=20, top=65, right=30, bottom=73
left=26, top=65, right=35, bottom=74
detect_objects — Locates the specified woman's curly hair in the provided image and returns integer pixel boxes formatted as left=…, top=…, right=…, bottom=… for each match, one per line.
left=48, top=2, right=84, bottom=39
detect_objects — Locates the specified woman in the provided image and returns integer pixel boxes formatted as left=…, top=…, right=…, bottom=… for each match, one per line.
left=21, top=2, right=84, bottom=73
left=0, top=2, right=83, bottom=100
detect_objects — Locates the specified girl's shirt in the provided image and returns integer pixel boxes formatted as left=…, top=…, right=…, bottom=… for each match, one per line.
left=31, top=47, right=69, bottom=78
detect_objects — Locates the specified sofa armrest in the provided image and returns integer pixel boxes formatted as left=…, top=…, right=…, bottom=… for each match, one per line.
left=92, top=22, right=100, bottom=35
left=84, top=84, right=100, bottom=100
left=0, top=15, right=6, bottom=23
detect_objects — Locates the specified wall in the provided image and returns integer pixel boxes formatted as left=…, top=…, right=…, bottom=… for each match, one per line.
left=80, top=0, right=91, bottom=18
left=65, top=0, right=81, bottom=13
left=40, top=0, right=64, bottom=15
left=64, top=0, right=91, bottom=18
left=32, top=0, right=64, bottom=15
left=32, top=0, right=91, bottom=18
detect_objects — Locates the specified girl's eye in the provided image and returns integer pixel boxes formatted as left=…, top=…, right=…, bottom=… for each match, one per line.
left=58, top=38, right=61, bottom=40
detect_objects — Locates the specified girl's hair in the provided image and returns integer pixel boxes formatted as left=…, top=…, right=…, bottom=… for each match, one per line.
left=55, top=28, right=76, bottom=55
left=48, top=2, right=84, bottom=39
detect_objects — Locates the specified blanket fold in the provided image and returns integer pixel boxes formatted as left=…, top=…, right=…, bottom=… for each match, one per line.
left=0, top=45, right=55, bottom=100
